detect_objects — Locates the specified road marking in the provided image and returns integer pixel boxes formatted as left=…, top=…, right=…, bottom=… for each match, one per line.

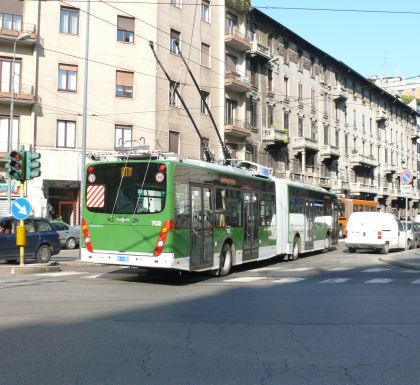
left=251, top=266, right=282, bottom=273
left=400, top=269, right=420, bottom=274
left=283, top=267, right=314, bottom=272
left=365, top=278, right=394, bottom=284
left=35, top=271, right=84, bottom=277
left=320, top=278, right=351, bottom=284
left=271, top=277, right=306, bottom=284
left=224, top=277, right=266, bottom=283
left=411, top=279, right=420, bottom=284
left=326, top=267, right=355, bottom=271
left=362, top=268, right=391, bottom=273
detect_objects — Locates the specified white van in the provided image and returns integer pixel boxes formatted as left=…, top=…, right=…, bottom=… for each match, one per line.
left=345, top=212, right=407, bottom=254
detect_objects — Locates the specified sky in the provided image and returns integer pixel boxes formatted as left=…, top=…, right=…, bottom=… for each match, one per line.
left=251, top=0, right=420, bottom=80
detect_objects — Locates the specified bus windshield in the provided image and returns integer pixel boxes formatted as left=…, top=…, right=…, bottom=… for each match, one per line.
left=85, top=162, right=166, bottom=214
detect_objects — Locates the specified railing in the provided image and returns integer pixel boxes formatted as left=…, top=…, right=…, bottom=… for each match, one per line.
left=250, top=41, right=270, bottom=59
left=320, top=144, right=340, bottom=158
left=0, top=84, right=35, bottom=102
left=225, top=27, right=249, bottom=42
left=349, top=152, right=378, bottom=167
left=262, top=127, right=288, bottom=143
left=0, top=22, right=36, bottom=40
left=225, top=71, right=250, bottom=84
left=292, top=137, right=319, bottom=151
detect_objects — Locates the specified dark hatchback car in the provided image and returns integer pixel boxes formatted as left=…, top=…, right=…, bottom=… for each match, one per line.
left=0, top=216, right=61, bottom=263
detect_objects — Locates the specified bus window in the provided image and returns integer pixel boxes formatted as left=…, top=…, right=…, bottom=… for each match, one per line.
left=225, top=190, right=242, bottom=227
left=259, top=194, right=275, bottom=226
left=174, top=182, right=190, bottom=228
left=215, top=189, right=226, bottom=228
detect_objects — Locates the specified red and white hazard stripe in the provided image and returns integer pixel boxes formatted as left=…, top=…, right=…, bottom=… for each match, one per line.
left=86, top=185, right=105, bottom=208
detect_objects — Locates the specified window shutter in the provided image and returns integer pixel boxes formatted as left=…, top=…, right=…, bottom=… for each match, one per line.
left=116, top=71, right=134, bottom=86
left=117, top=16, right=135, bottom=31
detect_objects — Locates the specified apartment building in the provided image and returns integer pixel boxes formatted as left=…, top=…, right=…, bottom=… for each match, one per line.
left=1, top=0, right=419, bottom=221
left=230, top=8, right=419, bottom=215
left=0, top=0, right=224, bottom=223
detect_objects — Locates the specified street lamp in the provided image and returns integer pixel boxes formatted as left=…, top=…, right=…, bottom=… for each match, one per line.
left=7, top=32, right=31, bottom=214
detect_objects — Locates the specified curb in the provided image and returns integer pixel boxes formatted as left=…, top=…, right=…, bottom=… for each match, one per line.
left=0, top=262, right=61, bottom=275
left=379, top=257, right=420, bottom=271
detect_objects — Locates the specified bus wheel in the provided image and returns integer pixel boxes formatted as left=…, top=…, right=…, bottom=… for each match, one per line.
left=218, top=243, right=232, bottom=277
left=291, top=237, right=300, bottom=261
left=338, top=225, right=344, bottom=239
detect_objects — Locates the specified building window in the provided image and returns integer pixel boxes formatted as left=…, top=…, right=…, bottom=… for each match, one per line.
left=250, top=59, right=258, bottom=87
left=335, top=128, right=339, bottom=148
left=267, top=105, right=274, bottom=127
left=169, top=80, right=181, bottom=107
left=0, top=116, right=18, bottom=152
left=58, top=64, right=77, bottom=92
left=310, top=120, right=317, bottom=141
left=298, top=117, right=304, bottom=137
left=323, top=94, right=328, bottom=114
left=57, top=120, right=76, bottom=148
left=226, top=12, right=237, bottom=34
left=284, top=111, right=289, bottom=130
left=170, top=29, right=180, bottom=54
left=311, top=88, right=315, bottom=110
left=267, top=69, right=273, bottom=93
left=248, top=98, right=257, bottom=129
left=0, top=58, right=21, bottom=93
left=115, top=71, right=133, bottom=97
left=245, top=143, right=256, bottom=162
left=345, top=134, right=348, bottom=155
left=324, top=125, right=329, bottom=145
left=225, top=99, right=237, bottom=124
left=200, top=90, right=210, bottom=114
left=298, top=49, right=303, bottom=71
left=298, top=83, right=303, bottom=103
left=169, top=131, right=179, bottom=153
left=283, top=41, right=289, bottom=64
left=284, top=76, right=289, bottom=98
left=310, top=56, right=315, bottom=77
left=0, top=13, right=22, bottom=31
left=200, top=137, right=209, bottom=160
left=201, top=0, right=210, bottom=22
left=115, top=125, right=132, bottom=148
left=60, top=7, right=79, bottom=35
left=117, top=16, right=134, bottom=43
left=201, top=42, right=210, bottom=67
left=171, top=0, right=181, bottom=7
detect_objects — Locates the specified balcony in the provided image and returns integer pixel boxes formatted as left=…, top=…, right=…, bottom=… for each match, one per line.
left=409, top=127, right=420, bottom=139
left=224, top=119, right=252, bottom=138
left=350, top=182, right=377, bottom=195
left=292, top=137, right=319, bottom=153
left=331, top=179, right=350, bottom=192
left=262, top=127, right=288, bottom=144
left=0, top=85, right=36, bottom=105
left=319, top=144, right=340, bottom=159
left=375, top=110, right=387, bottom=122
left=225, top=28, right=251, bottom=52
left=226, top=0, right=251, bottom=11
left=377, top=186, right=389, bottom=198
left=382, top=163, right=397, bottom=174
left=225, top=71, right=251, bottom=93
left=349, top=152, right=378, bottom=168
left=249, top=41, right=271, bottom=60
left=0, top=23, right=36, bottom=45
left=331, top=85, right=347, bottom=102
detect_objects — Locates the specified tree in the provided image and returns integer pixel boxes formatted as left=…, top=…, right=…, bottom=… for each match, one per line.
left=401, top=95, right=414, bottom=104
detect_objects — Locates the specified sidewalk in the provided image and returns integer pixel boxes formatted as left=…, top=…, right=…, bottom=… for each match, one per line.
left=379, top=249, right=420, bottom=270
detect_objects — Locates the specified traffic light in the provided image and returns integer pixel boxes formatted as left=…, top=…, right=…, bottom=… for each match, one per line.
left=6, top=150, right=26, bottom=181
left=25, top=151, right=41, bottom=180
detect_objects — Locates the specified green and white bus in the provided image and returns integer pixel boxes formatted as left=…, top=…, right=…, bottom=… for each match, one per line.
left=81, top=154, right=338, bottom=275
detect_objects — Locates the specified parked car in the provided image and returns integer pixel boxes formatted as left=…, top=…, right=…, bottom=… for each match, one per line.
left=0, top=216, right=61, bottom=263
left=50, top=221, right=80, bottom=249
left=345, top=212, right=407, bottom=254
left=402, top=222, right=420, bottom=249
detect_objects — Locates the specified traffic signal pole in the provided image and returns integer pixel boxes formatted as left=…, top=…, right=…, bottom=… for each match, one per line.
left=17, top=180, right=26, bottom=266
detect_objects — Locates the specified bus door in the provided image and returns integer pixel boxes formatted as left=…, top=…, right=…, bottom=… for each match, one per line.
left=190, top=185, right=214, bottom=270
left=304, top=201, right=314, bottom=250
left=243, top=192, right=259, bottom=261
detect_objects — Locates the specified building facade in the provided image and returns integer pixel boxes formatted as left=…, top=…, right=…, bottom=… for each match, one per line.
left=0, top=0, right=418, bottom=223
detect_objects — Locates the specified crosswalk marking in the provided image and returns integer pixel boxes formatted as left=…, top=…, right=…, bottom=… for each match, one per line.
left=271, top=277, right=306, bottom=284
left=83, top=274, right=103, bottom=279
left=365, top=278, right=394, bottom=284
left=411, top=279, right=420, bottom=284
left=400, top=269, right=420, bottom=274
left=362, top=268, right=391, bottom=273
left=320, top=278, right=351, bottom=284
left=224, top=277, right=266, bottom=283
left=326, top=267, right=355, bottom=272
left=35, top=271, right=84, bottom=277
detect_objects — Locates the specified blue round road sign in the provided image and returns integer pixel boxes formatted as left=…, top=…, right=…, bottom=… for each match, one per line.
left=11, top=197, right=31, bottom=220
left=400, top=170, right=414, bottom=185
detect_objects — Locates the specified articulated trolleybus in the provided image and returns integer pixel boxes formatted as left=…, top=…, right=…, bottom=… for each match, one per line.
left=81, top=151, right=338, bottom=276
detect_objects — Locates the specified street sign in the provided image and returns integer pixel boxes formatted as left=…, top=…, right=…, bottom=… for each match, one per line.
left=400, top=170, right=414, bottom=185
left=11, top=197, right=31, bottom=220
left=400, top=184, right=412, bottom=197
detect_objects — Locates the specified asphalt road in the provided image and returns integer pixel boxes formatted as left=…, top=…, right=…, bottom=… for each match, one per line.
left=1, top=243, right=420, bottom=385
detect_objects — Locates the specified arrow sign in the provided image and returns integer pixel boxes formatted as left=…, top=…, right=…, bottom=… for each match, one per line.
left=11, top=198, right=31, bottom=220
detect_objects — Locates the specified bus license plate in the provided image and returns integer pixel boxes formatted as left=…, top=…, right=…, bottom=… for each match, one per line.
left=117, top=256, right=129, bottom=262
